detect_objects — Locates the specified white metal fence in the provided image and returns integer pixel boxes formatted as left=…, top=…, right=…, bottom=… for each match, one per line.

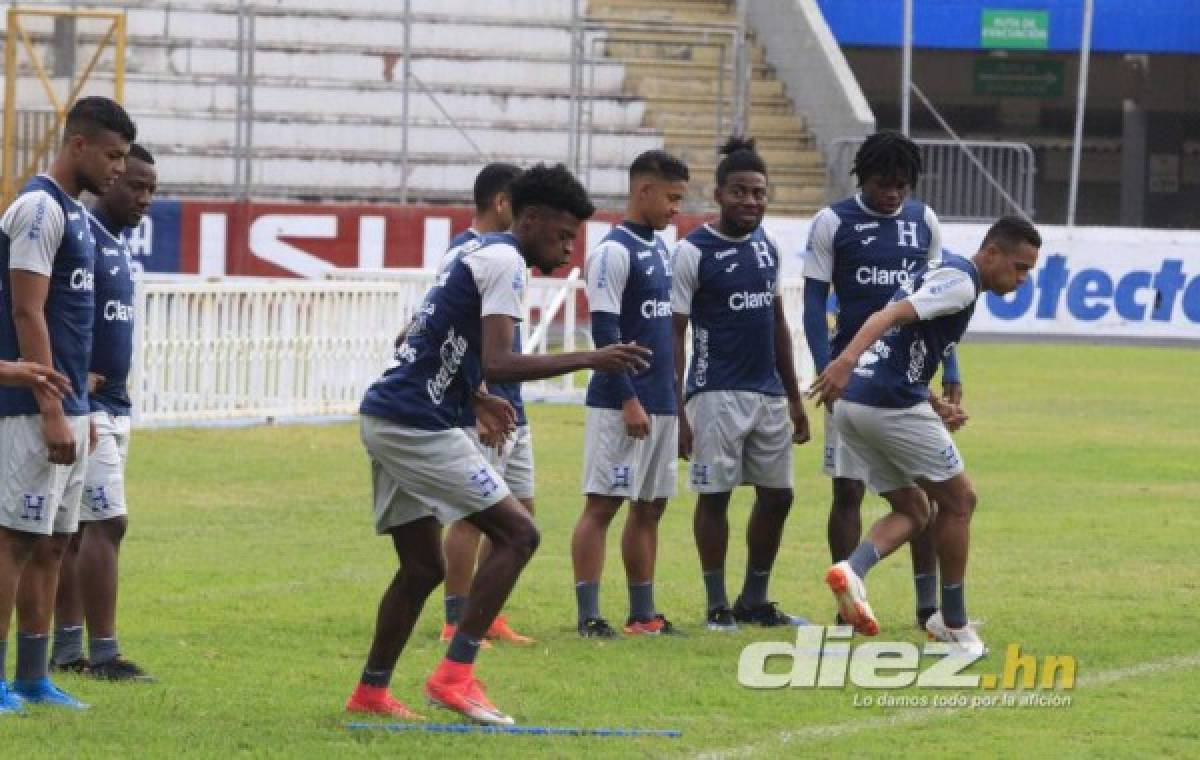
left=131, top=273, right=816, bottom=428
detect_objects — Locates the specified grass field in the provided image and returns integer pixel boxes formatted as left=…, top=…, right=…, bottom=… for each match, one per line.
left=3, top=343, right=1198, bottom=758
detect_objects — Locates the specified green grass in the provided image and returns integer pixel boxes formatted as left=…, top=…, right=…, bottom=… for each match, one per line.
left=4, top=343, right=1199, bottom=758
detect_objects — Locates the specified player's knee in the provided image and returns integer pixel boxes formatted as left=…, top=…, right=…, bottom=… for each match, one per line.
left=101, top=516, right=128, bottom=545
left=759, top=488, right=793, bottom=513
left=513, top=521, right=541, bottom=561
left=633, top=500, right=667, bottom=522
left=405, top=559, right=445, bottom=595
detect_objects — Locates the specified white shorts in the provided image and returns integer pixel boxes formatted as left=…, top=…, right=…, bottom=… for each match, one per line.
left=0, top=414, right=90, bottom=536
left=581, top=407, right=678, bottom=502
left=465, top=423, right=535, bottom=501
left=685, top=391, right=793, bottom=493
left=821, top=406, right=869, bottom=482
left=832, top=400, right=965, bottom=495
left=361, top=415, right=511, bottom=533
left=80, top=411, right=131, bottom=522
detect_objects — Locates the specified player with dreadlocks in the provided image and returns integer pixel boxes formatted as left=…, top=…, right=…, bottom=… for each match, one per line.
left=802, top=130, right=960, bottom=632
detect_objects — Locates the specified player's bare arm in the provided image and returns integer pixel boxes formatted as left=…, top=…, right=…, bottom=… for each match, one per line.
left=471, top=387, right=516, bottom=451
left=809, top=299, right=919, bottom=407
left=772, top=299, right=810, bottom=445
left=671, top=312, right=691, bottom=459
left=481, top=314, right=650, bottom=384
left=10, top=269, right=77, bottom=464
left=0, top=359, right=73, bottom=398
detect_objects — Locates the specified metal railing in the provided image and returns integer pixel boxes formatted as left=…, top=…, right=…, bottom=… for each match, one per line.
left=827, top=137, right=1036, bottom=222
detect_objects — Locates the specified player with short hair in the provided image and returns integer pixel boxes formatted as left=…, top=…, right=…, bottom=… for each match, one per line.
left=803, top=131, right=958, bottom=628
left=345, top=164, right=651, bottom=725
left=0, top=96, right=136, bottom=714
left=437, top=162, right=538, bottom=647
left=572, top=150, right=689, bottom=638
left=672, top=137, right=811, bottom=632
left=50, top=143, right=157, bottom=682
left=811, top=216, right=1041, bottom=657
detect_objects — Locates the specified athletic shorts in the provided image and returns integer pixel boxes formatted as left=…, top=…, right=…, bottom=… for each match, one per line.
left=464, top=423, right=535, bottom=501
left=821, top=406, right=869, bottom=482
left=684, top=390, right=793, bottom=493
left=0, top=414, right=90, bottom=536
left=831, top=400, right=965, bottom=495
left=80, top=411, right=131, bottom=522
left=361, top=415, right=511, bottom=533
left=581, top=407, right=678, bottom=501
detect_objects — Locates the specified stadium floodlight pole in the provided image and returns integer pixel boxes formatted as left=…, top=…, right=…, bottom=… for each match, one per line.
left=1066, top=0, right=1094, bottom=227
left=901, top=0, right=913, bottom=136
left=399, top=0, right=412, bottom=205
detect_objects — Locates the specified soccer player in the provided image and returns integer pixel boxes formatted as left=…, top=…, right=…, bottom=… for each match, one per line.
left=572, top=150, right=689, bottom=638
left=50, top=143, right=157, bottom=681
left=672, top=137, right=811, bottom=631
left=345, top=164, right=651, bottom=725
left=803, top=131, right=959, bottom=628
left=811, top=216, right=1041, bottom=657
left=438, top=163, right=538, bottom=647
left=0, top=96, right=135, bottom=714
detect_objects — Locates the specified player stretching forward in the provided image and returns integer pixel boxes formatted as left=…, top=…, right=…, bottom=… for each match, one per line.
left=812, top=217, right=1041, bottom=656
left=672, top=137, right=811, bottom=631
left=572, top=150, right=689, bottom=637
left=0, top=96, right=135, bottom=713
left=803, top=131, right=959, bottom=628
left=438, top=162, right=537, bottom=647
left=346, top=165, right=650, bottom=724
left=51, top=143, right=157, bottom=681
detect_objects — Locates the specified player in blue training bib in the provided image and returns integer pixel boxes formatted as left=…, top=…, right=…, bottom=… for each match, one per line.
left=811, top=217, right=1041, bottom=658
left=803, top=131, right=961, bottom=629
left=348, top=164, right=652, bottom=726
left=50, top=143, right=157, bottom=684
left=572, top=150, right=689, bottom=638
left=671, top=137, right=811, bottom=632
left=0, top=96, right=136, bottom=714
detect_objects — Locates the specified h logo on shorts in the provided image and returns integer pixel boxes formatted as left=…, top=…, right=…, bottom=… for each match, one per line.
left=20, top=494, right=46, bottom=522
left=823, top=445, right=835, bottom=470
left=86, top=485, right=110, bottom=514
left=690, top=463, right=710, bottom=487
left=611, top=465, right=631, bottom=489
left=939, top=446, right=961, bottom=470
left=469, top=467, right=500, bottom=498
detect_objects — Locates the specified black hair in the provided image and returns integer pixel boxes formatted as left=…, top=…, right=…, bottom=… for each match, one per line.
left=472, top=162, right=522, bottom=213
left=128, top=143, right=155, bottom=165
left=715, top=136, right=767, bottom=186
left=629, top=150, right=690, bottom=183
left=63, top=96, right=136, bottom=143
left=983, top=216, right=1041, bottom=251
left=508, top=163, right=595, bottom=220
left=851, top=131, right=922, bottom=186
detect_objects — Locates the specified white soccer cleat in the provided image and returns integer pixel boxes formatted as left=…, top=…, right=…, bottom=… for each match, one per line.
left=925, top=611, right=988, bottom=658
left=824, top=561, right=880, bottom=636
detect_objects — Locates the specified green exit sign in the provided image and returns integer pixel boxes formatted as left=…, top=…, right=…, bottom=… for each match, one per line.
left=974, top=59, right=1064, bottom=97
left=982, top=9, right=1049, bottom=49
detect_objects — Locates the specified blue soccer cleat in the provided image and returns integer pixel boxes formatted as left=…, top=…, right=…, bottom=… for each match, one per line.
left=1, top=682, right=27, bottom=715
left=12, top=677, right=90, bottom=710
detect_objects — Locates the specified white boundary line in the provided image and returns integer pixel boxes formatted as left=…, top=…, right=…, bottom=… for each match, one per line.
left=696, top=651, right=1200, bottom=759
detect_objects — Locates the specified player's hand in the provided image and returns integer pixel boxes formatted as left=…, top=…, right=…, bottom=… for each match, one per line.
left=788, top=398, right=811, bottom=445
left=87, top=372, right=105, bottom=394
left=42, top=409, right=77, bottom=465
left=0, top=360, right=73, bottom=399
left=942, top=381, right=963, bottom=406
left=622, top=397, right=650, bottom=439
left=472, top=391, right=516, bottom=449
left=475, top=420, right=508, bottom=454
left=930, top=396, right=969, bottom=432
left=808, top=356, right=854, bottom=407
left=591, top=341, right=652, bottom=374
left=677, top=413, right=693, bottom=460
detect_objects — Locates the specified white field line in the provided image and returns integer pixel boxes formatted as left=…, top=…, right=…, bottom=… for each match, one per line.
left=695, top=651, right=1200, bottom=760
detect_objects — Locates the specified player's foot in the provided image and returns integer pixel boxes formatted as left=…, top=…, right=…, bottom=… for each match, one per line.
left=916, top=606, right=939, bottom=630
left=924, top=611, right=988, bottom=658
left=623, top=614, right=683, bottom=636
left=424, top=674, right=514, bottom=725
left=87, top=657, right=156, bottom=683
left=346, top=683, right=425, bottom=720
left=11, top=677, right=89, bottom=710
left=577, top=617, right=617, bottom=639
left=732, top=598, right=810, bottom=627
left=0, top=682, right=27, bottom=715
left=824, top=561, right=880, bottom=636
left=51, top=657, right=90, bottom=675
left=440, top=623, right=492, bottom=648
left=706, top=606, right=738, bottom=632
left=486, top=615, right=535, bottom=645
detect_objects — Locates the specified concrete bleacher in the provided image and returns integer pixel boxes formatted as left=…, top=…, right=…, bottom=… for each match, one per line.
left=1, top=0, right=659, bottom=205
